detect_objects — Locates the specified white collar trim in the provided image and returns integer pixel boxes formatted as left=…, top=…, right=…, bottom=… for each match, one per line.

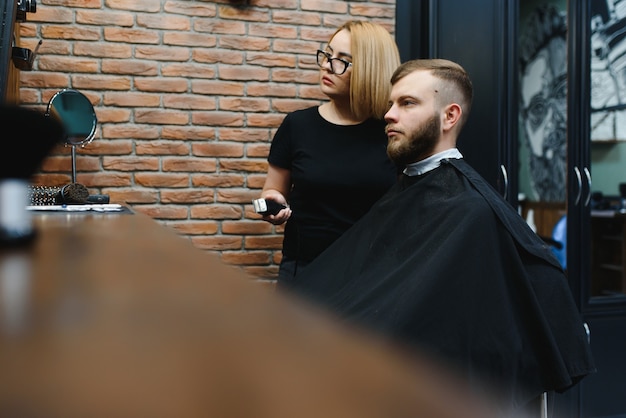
left=403, top=148, right=463, bottom=177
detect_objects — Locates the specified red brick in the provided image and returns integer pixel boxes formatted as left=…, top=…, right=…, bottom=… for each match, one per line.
left=191, top=174, right=246, bottom=188
left=220, top=251, right=271, bottom=266
left=191, top=236, right=243, bottom=251
left=192, top=142, right=244, bottom=157
left=136, top=141, right=190, bottom=156
left=163, top=2, right=217, bottom=17
left=106, top=0, right=161, bottom=13
left=161, top=189, right=215, bottom=204
left=166, top=221, right=219, bottom=236
left=103, top=156, right=160, bottom=171
left=245, top=235, right=285, bottom=249
left=222, top=221, right=273, bottom=235
left=190, top=204, right=243, bottom=220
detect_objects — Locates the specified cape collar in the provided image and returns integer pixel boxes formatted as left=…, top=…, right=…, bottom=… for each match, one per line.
left=403, top=148, right=463, bottom=177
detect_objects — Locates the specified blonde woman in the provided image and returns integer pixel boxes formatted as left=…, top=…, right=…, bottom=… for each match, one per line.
left=259, top=21, right=401, bottom=285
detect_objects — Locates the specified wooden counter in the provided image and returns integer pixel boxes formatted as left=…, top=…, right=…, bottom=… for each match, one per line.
left=0, top=210, right=501, bottom=418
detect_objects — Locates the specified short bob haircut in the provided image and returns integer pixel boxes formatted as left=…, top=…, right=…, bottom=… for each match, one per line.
left=327, top=21, right=400, bottom=120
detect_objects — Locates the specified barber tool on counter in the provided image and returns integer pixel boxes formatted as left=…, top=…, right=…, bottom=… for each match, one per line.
left=53, top=183, right=108, bottom=205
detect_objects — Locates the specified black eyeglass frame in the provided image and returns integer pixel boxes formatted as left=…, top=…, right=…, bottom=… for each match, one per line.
left=316, top=50, right=352, bottom=75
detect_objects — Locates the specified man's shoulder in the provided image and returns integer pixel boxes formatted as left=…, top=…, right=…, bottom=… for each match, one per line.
left=443, top=158, right=562, bottom=266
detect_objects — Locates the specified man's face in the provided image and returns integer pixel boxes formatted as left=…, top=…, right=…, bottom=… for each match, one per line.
left=384, top=70, right=441, bottom=166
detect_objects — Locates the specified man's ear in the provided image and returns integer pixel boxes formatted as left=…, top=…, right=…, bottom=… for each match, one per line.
left=442, top=103, right=462, bottom=131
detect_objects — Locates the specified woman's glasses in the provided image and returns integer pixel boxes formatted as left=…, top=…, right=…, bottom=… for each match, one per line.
left=316, top=50, right=352, bottom=75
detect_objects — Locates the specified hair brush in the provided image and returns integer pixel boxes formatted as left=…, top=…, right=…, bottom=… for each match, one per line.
left=55, top=183, right=90, bottom=204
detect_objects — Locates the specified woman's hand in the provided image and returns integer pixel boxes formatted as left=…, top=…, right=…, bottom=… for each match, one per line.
left=259, top=164, right=292, bottom=225
left=260, top=192, right=291, bottom=225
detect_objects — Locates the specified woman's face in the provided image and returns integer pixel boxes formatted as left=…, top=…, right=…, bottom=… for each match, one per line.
left=319, top=29, right=352, bottom=101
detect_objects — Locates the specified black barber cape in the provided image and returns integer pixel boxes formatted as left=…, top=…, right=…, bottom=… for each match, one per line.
left=280, top=158, right=596, bottom=410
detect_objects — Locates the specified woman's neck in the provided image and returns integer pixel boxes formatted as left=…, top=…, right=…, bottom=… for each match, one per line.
left=319, top=101, right=363, bottom=125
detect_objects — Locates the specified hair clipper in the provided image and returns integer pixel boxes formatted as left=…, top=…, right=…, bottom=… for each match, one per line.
left=252, top=198, right=287, bottom=215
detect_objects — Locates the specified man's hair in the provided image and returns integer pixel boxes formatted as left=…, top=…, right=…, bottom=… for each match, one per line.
left=328, top=20, right=401, bottom=120
left=519, top=5, right=567, bottom=74
left=390, top=58, right=473, bottom=128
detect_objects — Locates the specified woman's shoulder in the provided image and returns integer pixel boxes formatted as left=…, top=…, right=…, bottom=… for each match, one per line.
left=285, top=106, right=320, bottom=121
left=278, top=106, right=326, bottom=132
left=274, top=106, right=323, bottom=140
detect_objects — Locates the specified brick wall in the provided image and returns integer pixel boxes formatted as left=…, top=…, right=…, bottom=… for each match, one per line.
left=18, top=0, right=396, bottom=281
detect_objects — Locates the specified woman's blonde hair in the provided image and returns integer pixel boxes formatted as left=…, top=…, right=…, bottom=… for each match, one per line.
left=328, top=21, right=401, bottom=120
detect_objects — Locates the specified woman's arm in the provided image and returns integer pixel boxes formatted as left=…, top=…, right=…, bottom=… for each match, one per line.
left=259, top=164, right=292, bottom=224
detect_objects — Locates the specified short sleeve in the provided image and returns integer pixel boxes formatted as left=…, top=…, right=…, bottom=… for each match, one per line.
left=267, top=113, right=293, bottom=169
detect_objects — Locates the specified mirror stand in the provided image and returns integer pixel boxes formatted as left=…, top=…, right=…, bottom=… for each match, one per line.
left=70, top=144, right=77, bottom=184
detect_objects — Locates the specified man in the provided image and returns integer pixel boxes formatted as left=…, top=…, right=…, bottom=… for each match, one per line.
left=280, top=59, right=596, bottom=412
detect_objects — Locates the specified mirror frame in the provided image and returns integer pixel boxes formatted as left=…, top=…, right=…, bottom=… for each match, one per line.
left=45, top=89, right=97, bottom=146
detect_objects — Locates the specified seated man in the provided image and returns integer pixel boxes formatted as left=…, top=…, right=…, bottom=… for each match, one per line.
left=278, top=58, right=596, bottom=412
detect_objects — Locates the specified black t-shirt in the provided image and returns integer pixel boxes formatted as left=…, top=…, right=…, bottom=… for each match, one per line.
left=268, top=106, right=398, bottom=262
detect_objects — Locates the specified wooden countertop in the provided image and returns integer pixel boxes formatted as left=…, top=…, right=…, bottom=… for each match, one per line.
left=0, top=210, right=501, bottom=418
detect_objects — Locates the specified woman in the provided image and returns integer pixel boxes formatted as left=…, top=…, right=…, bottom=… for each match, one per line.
left=259, top=20, right=401, bottom=285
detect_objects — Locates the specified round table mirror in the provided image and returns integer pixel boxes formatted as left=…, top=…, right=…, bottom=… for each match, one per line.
left=45, top=89, right=97, bottom=182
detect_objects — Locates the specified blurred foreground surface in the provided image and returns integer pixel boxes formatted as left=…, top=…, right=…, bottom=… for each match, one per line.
left=0, top=211, right=508, bottom=418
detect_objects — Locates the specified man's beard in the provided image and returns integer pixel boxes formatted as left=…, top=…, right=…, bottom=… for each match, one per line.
left=387, top=114, right=440, bottom=167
